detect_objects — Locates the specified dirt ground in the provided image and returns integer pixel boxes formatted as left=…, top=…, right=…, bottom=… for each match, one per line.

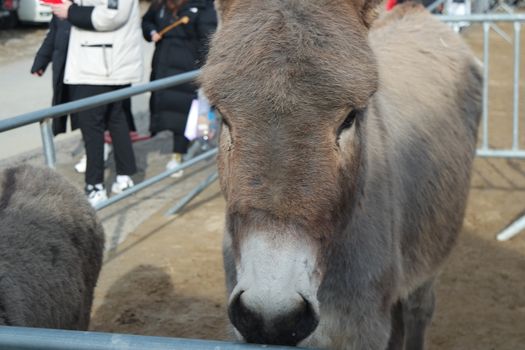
left=88, top=22, right=525, bottom=350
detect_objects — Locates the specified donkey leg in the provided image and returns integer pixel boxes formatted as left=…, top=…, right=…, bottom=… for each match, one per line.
left=386, top=301, right=405, bottom=350
left=402, top=280, right=436, bottom=350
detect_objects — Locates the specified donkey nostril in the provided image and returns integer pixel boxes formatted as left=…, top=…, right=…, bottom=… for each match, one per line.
left=290, top=295, right=319, bottom=343
left=228, top=291, right=265, bottom=342
left=270, top=295, right=318, bottom=345
left=228, top=292, right=319, bottom=346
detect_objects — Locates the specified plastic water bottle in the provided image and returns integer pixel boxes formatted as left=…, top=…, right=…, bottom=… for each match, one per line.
left=197, top=89, right=211, bottom=140
left=207, top=107, right=218, bottom=142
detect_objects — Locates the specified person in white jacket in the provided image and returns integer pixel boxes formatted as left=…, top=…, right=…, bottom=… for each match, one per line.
left=52, top=0, right=143, bottom=206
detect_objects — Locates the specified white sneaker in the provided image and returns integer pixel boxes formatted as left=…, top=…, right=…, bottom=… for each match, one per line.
left=111, top=175, right=134, bottom=194
left=75, top=145, right=111, bottom=174
left=85, top=184, right=108, bottom=207
left=166, top=159, right=184, bottom=178
left=74, top=155, right=87, bottom=173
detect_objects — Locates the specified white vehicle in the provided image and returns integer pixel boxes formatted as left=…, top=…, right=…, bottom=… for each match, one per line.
left=17, top=0, right=52, bottom=24
left=0, top=0, right=50, bottom=28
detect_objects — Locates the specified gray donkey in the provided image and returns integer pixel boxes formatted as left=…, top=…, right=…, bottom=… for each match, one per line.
left=0, top=164, right=104, bottom=330
left=201, top=1, right=482, bottom=349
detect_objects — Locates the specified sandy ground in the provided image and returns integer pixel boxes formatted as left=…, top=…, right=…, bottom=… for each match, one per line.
left=90, top=182, right=229, bottom=341
left=85, top=21, right=525, bottom=350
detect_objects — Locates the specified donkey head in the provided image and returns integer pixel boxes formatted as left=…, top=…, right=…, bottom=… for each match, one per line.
left=201, top=0, right=382, bottom=345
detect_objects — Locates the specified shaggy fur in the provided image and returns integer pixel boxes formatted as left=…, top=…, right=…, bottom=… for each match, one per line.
left=0, top=165, right=104, bottom=330
left=202, top=1, right=482, bottom=349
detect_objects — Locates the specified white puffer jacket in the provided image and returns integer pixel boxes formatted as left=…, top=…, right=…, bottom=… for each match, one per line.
left=64, top=0, right=143, bottom=85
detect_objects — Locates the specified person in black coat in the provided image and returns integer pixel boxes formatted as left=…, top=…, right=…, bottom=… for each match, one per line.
left=142, top=0, right=217, bottom=175
left=31, top=15, right=73, bottom=136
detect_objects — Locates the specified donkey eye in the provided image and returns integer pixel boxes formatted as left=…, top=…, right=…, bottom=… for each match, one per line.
left=337, top=109, right=358, bottom=136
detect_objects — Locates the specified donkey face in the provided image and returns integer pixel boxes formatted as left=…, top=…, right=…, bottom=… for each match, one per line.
left=201, top=0, right=381, bottom=345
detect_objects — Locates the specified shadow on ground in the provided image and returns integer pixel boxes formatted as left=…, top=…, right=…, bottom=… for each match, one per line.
left=90, top=265, right=227, bottom=340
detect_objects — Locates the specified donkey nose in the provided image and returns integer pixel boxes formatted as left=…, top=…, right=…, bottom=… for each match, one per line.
left=228, top=290, right=319, bottom=346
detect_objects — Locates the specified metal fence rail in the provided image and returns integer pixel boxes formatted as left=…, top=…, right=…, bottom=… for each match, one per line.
left=0, top=70, right=199, bottom=133
left=0, top=326, right=299, bottom=350
left=0, top=70, right=200, bottom=168
left=94, top=148, right=218, bottom=211
left=0, top=69, right=216, bottom=215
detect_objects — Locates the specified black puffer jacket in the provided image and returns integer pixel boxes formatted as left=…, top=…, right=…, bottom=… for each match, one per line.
left=142, top=0, right=217, bottom=135
left=31, top=16, right=74, bottom=136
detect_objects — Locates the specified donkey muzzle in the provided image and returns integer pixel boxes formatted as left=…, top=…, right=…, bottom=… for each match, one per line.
left=229, top=289, right=319, bottom=345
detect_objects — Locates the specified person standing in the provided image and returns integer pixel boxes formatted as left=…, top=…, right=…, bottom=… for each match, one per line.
left=30, top=14, right=137, bottom=176
left=51, top=0, right=143, bottom=206
left=142, top=0, right=217, bottom=177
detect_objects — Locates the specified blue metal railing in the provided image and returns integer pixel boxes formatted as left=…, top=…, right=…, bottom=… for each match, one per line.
left=0, top=327, right=299, bottom=350
left=0, top=69, right=219, bottom=213
left=0, top=70, right=199, bottom=133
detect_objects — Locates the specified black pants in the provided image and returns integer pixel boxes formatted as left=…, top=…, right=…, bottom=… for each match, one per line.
left=69, top=84, right=137, bottom=185
left=173, top=134, right=189, bottom=154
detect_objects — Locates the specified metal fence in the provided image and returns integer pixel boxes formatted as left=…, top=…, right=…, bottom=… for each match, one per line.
left=0, top=69, right=220, bottom=216
left=0, top=9, right=524, bottom=350
left=0, top=69, right=200, bottom=166
left=436, top=13, right=524, bottom=159
left=0, top=326, right=298, bottom=350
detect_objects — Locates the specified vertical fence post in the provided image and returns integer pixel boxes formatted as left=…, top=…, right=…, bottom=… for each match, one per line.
left=512, top=21, right=521, bottom=151
left=39, top=118, right=56, bottom=168
left=482, top=21, right=490, bottom=151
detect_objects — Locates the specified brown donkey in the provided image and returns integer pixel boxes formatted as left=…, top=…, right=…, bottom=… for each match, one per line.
left=201, top=2, right=482, bottom=349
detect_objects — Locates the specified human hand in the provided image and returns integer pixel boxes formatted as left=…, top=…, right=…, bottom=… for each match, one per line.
left=32, top=69, right=45, bottom=77
left=51, top=0, right=72, bottom=20
left=151, top=32, right=162, bottom=43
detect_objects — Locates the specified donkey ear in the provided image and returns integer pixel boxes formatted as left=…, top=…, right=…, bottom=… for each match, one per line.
left=214, top=0, right=236, bottom=24
left=354, top=0, right=383, bottom=27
